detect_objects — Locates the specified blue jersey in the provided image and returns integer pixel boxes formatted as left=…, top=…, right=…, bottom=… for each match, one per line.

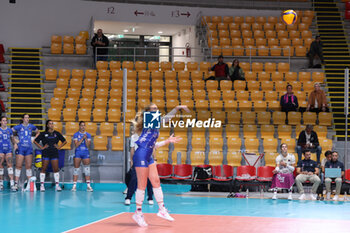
left=0, top=127, right=13, bottom=149
left=13, top=124, right=37, bottom=148
left=136, top=128, right=159, bottom=150
left=73, top=131, right=92, bottom=152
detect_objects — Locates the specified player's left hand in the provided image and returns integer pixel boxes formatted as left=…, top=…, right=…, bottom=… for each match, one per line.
left=167, top=134, right=182, bottom=144
left=54, top=144, right=60, bottom=149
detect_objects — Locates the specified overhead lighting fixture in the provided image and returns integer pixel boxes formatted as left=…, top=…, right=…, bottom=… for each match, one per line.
left=132, top=27, right=135, bottom=32
left=123, top=29, right=129, bottom=33
left=158, top=31, right=163, bottom=34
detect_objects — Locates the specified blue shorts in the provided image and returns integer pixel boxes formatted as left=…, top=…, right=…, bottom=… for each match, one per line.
left=133, top=147, right=155, bottom=167
left=0, top=147, right=12, bottom=155
left=17, top=147, right=33, bottom=156
left=74, top=150, right=90, bottom=159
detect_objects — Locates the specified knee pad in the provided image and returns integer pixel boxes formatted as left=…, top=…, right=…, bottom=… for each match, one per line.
left=0, top=168, right=4, bottom=176
left=7, top=167, right=13, bottom=175
left=73, top=167, right=80, bottom=176
left=26, top=169, right=32, bottom=177
left=83, top=166, right=90, bottom=176
left=15, top=169, right=21, bottom=177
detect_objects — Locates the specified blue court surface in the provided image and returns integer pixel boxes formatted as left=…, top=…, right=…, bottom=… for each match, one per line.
left=1, top=183, right=350, bottom=233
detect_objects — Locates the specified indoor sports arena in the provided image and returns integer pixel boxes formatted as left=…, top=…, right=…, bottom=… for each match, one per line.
left=1, top=0, right=350, bottom=232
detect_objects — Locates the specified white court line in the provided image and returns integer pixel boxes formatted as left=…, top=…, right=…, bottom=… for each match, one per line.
left=63, top=212, right=126, bottom=232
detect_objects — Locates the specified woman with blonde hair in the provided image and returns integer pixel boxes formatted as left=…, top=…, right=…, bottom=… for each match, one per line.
left=132, top=103, right=189, bottom=227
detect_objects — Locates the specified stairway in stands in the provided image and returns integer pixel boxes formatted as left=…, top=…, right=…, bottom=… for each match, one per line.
left=8, top=48, right=44, bottom=130
left=314, top=0, right=350, bottom=141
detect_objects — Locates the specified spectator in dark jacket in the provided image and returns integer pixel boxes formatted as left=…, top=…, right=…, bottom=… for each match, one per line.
left=91, top=29, right=109, bottom=62
left=297, top=125, right=322, bottom=163
left=205, top=55, right=230, bottom=81
left=280, top=84, right=299, bottom=112
left=307, top=36, right=324, bottom=68
left=229, top=59, right=245, bottom=81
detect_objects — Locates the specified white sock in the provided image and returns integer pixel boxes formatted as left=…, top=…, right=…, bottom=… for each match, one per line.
left=86, top=180, right=91, bottom=187
left=135, top=189, right=145, bottom=212
left=0, top=180, right=3, bottom=186
left=10, top=180, right=14, bottom=186
left=54, top=172, right=60, bottom=185
left=153, top=187, right=165, bottom=210
left=73, top=182, right=77, bottom=187
left=40, top=173, right=46, bottom=185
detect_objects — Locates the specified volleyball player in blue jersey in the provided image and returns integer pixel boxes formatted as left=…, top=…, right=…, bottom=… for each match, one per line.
left=12, top=114, right=39, bottom=191
left=0, top=116, right=18, bottom=191
left=72, top=121, right=93, bottom=192
left=132, top=104, right=189, bottom=227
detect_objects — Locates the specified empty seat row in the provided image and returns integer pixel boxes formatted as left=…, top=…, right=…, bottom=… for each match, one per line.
left=209, top=37, right=313, bottom=47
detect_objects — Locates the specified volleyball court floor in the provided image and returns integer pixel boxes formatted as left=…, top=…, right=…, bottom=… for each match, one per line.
left=1, top=184, right=350, bottom=233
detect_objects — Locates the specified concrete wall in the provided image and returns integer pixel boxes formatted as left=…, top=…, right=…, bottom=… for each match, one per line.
left=0, top=0, right=281, bottom=49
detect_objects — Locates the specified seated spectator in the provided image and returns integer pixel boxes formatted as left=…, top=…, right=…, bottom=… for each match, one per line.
left=295, top=150, right=321, bottom=200
left=297, top=124, right=322, bottom=163
left=306, top=82, right=329, bottom=113
left=205, top=55, right=230, bottom=82
left=271, top=143, right=295, bottom=200
left=324, top=151, right=344, bottom=201
left=307, top=36, right=324, bottom=68
left=280, top=84, right=298, bottom=112
left=321, top=150, right=332, bottom=172
left=229, top=59, right=245, bottom=81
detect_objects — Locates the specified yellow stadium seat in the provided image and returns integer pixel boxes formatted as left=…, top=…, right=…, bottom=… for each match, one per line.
left=288, top=111, right=301, bottom=125
left=258, top=72, right=270, bottom=81
left=247, top=81, right=260, bottom=91
left=243, top=124, right=257, bottom=138
left=79, top=97, right=93, bottom=109
left=267, top=100, right=280, bottom=111
left=312, top=72, right=325, bottom=83
left=267, top=38, right=279, bottom=47
left=93, top=136, right=108, bottom=150
left=263, top=22, right=274, bottom=31
left=223, top=16, right=234, bottom=24
left=65, top=97, right=78, bottom=109
left=109, top=61, right=121, bottom=70
left=209, top=136, right=224, bottom=151
left=278, top=62, right=290, bottom=73
left=81, top=88, right=94, bottom=98
left=65, top=122, right=79, bottom=136
left=160, top=61, right=172, bottom=71
left=178, top=71, right=190, bottom=81
left=190, top=151, right=205, bottom=166
left=251, top=90, right=264, bottom=101
left=48, top=108, right=61, bottom=121
left=51, top=43, right=61, bottom=54
left=242, top=111, right=256, bottom=124
left=100, top=122, right=114, bottom=136
left=278, top=125, right=292, bottom=139
left=258, top=45, right=269, bottom=56
left=63, top=43, right=74, bottom=54
left=227, top=151, right=242, bottom=167
left=45, top=68, right=57, bottom=81
left=256, top=38, right=267, bottom=46
left=96, top=61, right=108, bottom=70
left=111, top=70, right=123, bottom=80
left=261, top=81, right=273, bottom=91
left=234, top=80, right=246, bottom=91
left=222, top=90, right=234, bottom=100
left=277, top=30, right=288, bottom=39
left=208, top=151, right=223, bottom=166
left=299, top=72, right=311, bottom=82
left=233, top=45, right=244, bottom=56
left=244, top=38, right=254, bottom=47
left=235, top=90, right=249, bottom=101
left=263, top=138, right=278, bottom=152
left=51, top=35, right=62, bottom=44
left=225, top=124, right=240, bottom=138
left=187, top=62, right=198, bottom=71
left=83, top=78, right=96, bottom=89
left=302, top=81, right=314, bottom=92
left=301, top=30, right=312, bottom=39
left=264, top=91, right=278, bottom=102
left=245, top=16, right=255, bottom=24
left=56, top=78, right=68, bottom=89
left=244, top=138, right=259, bottom=153
left=95, top=88, right=108, bottom=99
left=254, top=100, right=267, bottom=112
left=135, top=61, right=146, bottom=71
left=282, top=46, right=294, bottom=57
left=85, top=69, right=97, bottom=79
left=78, top=108, right=91, bottom=121
left=63, top=108, right=76, bottom=122
left=148, top=61, right=159, bottom=70
left=256, top=16, right=266, bottom=24
left=320, top=138, right=333, bottom=151
left=298, top=23, right=309, bottom=31
left=303, top=112, right=317, bottom=125
left=292, top=38, right=302, bottom=47
left=289, top=81, right=301, bottom=91
left=273, top=111, right=286, bottom=125
left=50, top=97, right=64, bottom=109
left=271, top=72, right=283, bottom=82
left=285, top=72, right=298, bottom=81
left=218, top=23, right=228, bottom=30
left=229, top=22, right=240, bottom=30
left=111, top=136, right=123, bottom=151
left=274, top=22, right=285, bottom=31
left=295, top=45, right=307, bottom=57
left=226, top=111, right=241, bottom=124
left=261, top=124, right=275, bottom=139
left=71, top=76, right=83, bottom=88
left=58, top=69, right=70, bottom=79
left=252, top=22, right=263, bottom=31
left=224, top=100, right=238, bottom=111
left=280, top=38, right=291, bottom=47
left=264, top=152, right=278, bottom=166
left=208, top=90, right=221, bottom=100
left=318, top=112, right=332, bottom=126
left=265, top=30, right=276, bottom=39
left=84, top=122, right=97, bottom=136
left=97, top=78, right=110, bottom=89
left=122, top=61, right=134, bottom=70
left=164, top=71, right=176, bottom=81
left=274, top=81, right=287, bottom=91
left=234, top=16, right=244, bottom=24
left=289, top=30, right=300, bottom=39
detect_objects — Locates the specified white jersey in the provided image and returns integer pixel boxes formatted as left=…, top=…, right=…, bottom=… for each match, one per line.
left=275, top=153, right=295, bottom=174
left=130, top=133, right=140, bottom=150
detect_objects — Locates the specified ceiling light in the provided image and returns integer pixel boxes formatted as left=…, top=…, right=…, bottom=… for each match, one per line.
left=123, top=29, right=129, bottom=33
left=158, top=31, right=163, bottom=34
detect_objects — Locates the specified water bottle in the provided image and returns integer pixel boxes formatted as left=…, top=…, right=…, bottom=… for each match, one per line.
left=344, top=192, right=348, bottom=201
left=246, top=189, right=249, bottom=198
left=260, top=188, right=264, bottom=198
